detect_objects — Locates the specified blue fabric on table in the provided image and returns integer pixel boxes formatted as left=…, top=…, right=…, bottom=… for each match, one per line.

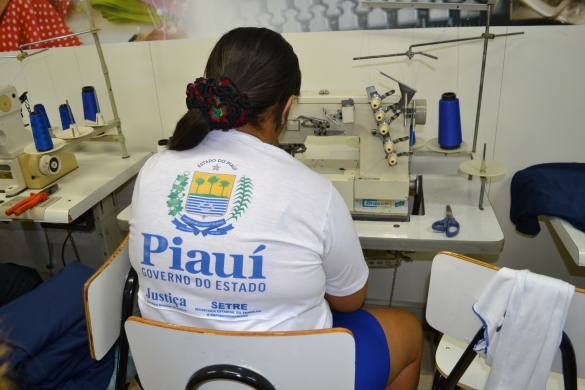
left=332, top=309, right=391, bottom=390
left=0, top=261, right=116, bottom=390
left=510, top=163, right=585, bottom=235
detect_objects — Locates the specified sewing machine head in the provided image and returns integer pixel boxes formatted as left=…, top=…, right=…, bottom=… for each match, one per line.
left=279, top=78, right=426, bottom=221
left=0, top=85, right=78, bottom=197
left=0, top=86, right=32, bottom=159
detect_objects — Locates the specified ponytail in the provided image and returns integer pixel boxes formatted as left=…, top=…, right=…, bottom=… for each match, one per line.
left=170, top=27, right=301, bottom=151
left=168, top=109, right=209, bottom=151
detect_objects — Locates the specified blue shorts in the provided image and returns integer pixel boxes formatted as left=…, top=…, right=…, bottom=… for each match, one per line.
left=332, top=309, right=391, bottom=390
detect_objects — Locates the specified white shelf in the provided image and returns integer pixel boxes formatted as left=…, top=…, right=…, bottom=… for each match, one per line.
left=549, top=217, right=585, bottom=267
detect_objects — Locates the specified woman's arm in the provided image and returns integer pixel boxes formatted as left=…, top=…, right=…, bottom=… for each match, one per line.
left=325, top=281, right=368, bottom=313
left=0, top=0, right=10, bottom=17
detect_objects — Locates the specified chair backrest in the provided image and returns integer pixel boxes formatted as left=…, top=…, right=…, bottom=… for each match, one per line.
left=426, top=251, right=585, bottom=375
left=84, top=234, right=131, bottom=360
left=84, top=237, right=356, bottom=389
left=125, top=316, right=355, bottom=390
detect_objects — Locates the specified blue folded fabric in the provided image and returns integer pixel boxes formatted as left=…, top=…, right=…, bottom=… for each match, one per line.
left=0, top=261, right=116, bottom=389
left=510, top=163, right=585, bottom=235
left=0, top=262, right=92, bottom=360
left=0, top=263, right=43, bottom=307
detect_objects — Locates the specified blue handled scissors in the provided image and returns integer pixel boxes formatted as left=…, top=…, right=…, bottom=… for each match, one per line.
left=432, top=205, right=460, bottom=238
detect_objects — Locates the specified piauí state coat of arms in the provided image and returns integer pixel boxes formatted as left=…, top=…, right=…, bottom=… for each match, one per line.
left=166, top=171, right=253, bottom=236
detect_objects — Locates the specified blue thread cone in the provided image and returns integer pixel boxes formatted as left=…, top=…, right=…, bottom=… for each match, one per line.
left=82, top=86, right=98, bottom=122
left=438, top=92, right=462, bottom=150
left=30, top=110, right=54, bottom=152
left=59, top=104, right=74, bottom=130
left=33, top=104, right=52, bottom=129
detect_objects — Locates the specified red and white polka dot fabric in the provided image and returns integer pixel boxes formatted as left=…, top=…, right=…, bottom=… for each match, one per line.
left=0, top=0, right=82, bottom=52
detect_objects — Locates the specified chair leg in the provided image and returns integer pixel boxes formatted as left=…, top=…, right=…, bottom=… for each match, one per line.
left=135, top=374, right=144, bottom=389
left=432, top=369, right=445, bottom=390
left=560, top=331, right=577, bottom=390
left=115, top=267, right=139, bottom=390
left=436, top=328, right=484, bottom=390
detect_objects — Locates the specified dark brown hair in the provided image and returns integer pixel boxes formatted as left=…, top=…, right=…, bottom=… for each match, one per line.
left=168, top=27, right=302, bottom=151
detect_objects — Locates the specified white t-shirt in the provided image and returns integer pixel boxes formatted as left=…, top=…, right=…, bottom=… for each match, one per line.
left=129, top=130, right=368, bottom=331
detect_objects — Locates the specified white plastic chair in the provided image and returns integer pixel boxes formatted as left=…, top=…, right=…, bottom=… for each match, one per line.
left=83, top=236, right=356, bottom=390
left=426, top=251, right=585, bottom=390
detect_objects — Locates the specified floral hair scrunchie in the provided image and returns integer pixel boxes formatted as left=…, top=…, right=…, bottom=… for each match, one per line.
left=185, top=76, right=252, bottom=130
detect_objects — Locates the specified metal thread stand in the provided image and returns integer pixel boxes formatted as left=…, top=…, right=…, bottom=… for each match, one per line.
left=359, top=0, right=521, bottom=159
left=0, top=0, right=130, bottom=159
left=81, top=0, right=129, bottom=159
left=358, top=0, right=521, bottom=209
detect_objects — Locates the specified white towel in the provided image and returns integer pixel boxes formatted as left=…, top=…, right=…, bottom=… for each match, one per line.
left=472, top=267, right=574, bottom=390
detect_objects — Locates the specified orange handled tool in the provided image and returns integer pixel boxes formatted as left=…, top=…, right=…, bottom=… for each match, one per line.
left=5, top=184, right=58, bottom=216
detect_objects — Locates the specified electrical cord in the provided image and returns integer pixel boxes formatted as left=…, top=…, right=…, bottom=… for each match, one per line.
left=70, top=231, right=81, bottom=263
left=388, top=257, right=400, bottom=308
left=61, top=229, right=82, bottom=266
left=61, top=230, right=71, bottom=266
left=43, top=227, right=54, bottom=276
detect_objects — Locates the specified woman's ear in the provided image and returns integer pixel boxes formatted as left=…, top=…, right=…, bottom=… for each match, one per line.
left=281, top=95, right=296, bottom=124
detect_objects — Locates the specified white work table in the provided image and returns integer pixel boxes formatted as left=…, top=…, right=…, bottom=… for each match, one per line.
left=549, top=217, right=585, bottom=267
left=118, top=174, right=504, bottom=255
left=0, top=144, right=152, bottom=224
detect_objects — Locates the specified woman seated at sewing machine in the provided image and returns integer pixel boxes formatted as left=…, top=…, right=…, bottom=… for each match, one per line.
left=128, top=27, right=423, bottom=390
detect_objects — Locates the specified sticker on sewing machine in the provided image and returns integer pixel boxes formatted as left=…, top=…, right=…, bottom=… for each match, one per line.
left=355, top=199, right=408, bottom=213
left=0, top=171, right=13, bottom=180
left=362, top=199, right=392, bottom=208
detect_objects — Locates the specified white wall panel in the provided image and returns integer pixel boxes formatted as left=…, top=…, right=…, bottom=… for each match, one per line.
left=148, top=38, right=217, bottom=139
left=2, top=25, right=584, bottom=297
left=72, top=43, right=163, bottom=152
left=285, top=27, right=507, bottom=159
left=489, top=25, right=585, bottom=287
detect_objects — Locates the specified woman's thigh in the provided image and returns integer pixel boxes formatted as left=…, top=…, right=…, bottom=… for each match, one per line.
left=362, top=307, right=423, bottom=385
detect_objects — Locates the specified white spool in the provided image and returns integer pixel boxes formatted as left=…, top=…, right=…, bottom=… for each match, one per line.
left=38, top=154, right=61, bottom=176
left=371, top=96, right=381, bottom=109
left=388, top=154, right=398, bottom=166
left=378, top=123, right=389, bottom=135
left=384, top=141, right=395, bottom=154
left=375, top=109, right=385, bottom=122
left=157, top=139, right=169, bottom=153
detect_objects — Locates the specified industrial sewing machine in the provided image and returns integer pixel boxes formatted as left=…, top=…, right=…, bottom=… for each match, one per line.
left=0, top=82, right=130, bottom=223
left=0, top=85, right=80, bottom=197
left=279, top=74, right=426, bottom=221
left=0, top=0, right=129, bottom=203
